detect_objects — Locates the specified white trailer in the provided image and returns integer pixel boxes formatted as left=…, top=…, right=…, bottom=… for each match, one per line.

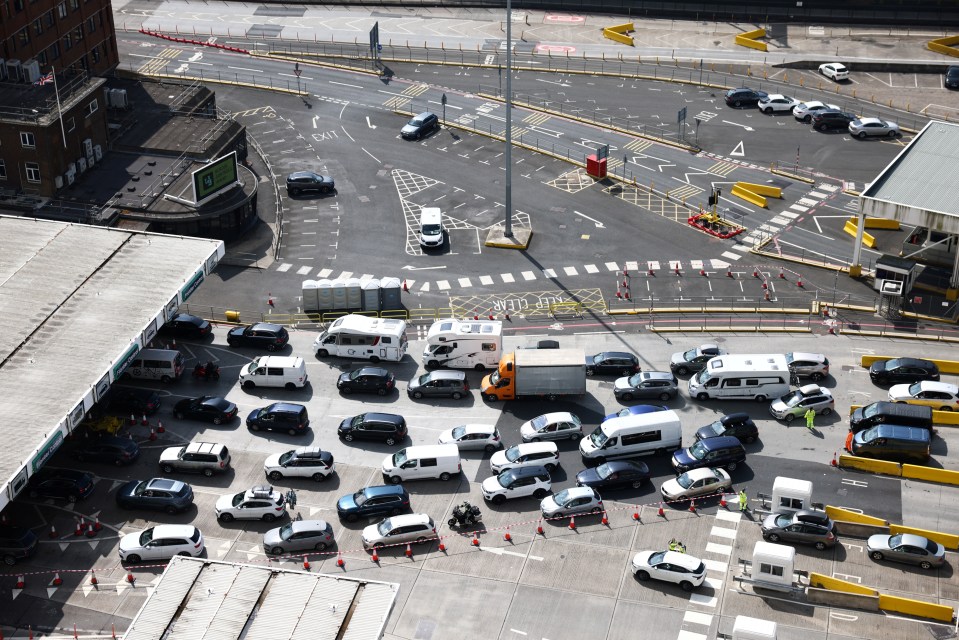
left=313, top=314, right=408, bottom=363
left=422, top=319, right=502, bottom=370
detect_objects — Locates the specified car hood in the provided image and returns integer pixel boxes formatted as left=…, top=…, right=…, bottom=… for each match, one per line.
left=760, top=513, right=782, bottom=531
left=660, top=477, right=683, bottom=497
left=361, top=523, right=379, bottom=542
left=613, top=376, right=634, bottom=390
left=540, top=495, right=560, bottom=514
left=338, top=418, right=352, bottom=432
left=632, top=550, right=655, bottom=568
left=337, top=494, right=358, bottom=512
left=489, top=450, right=509, bottom=467
left=866, top=534, right=891, bottom=551
left=119, top=532, right=143, bottom=553
left=575, top=467, right=602, bottom=486
left=215, top=494, right=235, bottom=511
left=437, top=429, right=456, bottom=445
left=481, top=476, right=501, bottom=493
left=868, top=362, right=885, bottom=374
left=262, top=527, right=284, bottom=547
left=117, top=480, right=141, bottom=499
left=401, top=123, right=419, bottom=134
left=336, top=373, right=351, bottom=385
left=887, top=384, right=911, bottom=400
left=204, top=398, right=236, bottom=412
left=228, top=327, right=245, bottom=338
left=264, top=452, right=283, bottom=468
left=770, top=399, right=789, bottom=413
left=671, top=449, right=696, bottom=467
left=669, top=352, right=686, bottom=365
left=247, top=407, right=265, bottom=423
left=159, top=447, right=182, bottom=462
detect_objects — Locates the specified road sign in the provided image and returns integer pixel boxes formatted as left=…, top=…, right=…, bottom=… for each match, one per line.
left=678, top=107, right=687, bottom=124
left=596, top=144, right=609, bottom=160
left=370, top=21, right=380, bottom=58
left=293, top=62, right=301, bottom=78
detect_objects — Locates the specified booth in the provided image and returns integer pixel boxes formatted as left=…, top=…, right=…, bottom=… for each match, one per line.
left=751, top=541, right=795, bottom=590
left=874, top=254, right=919, bottom=294
left=771, top=477, right=813, bottom=513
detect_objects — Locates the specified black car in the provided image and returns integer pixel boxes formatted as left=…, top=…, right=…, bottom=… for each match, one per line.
left=337, top=367, right=396, bottom=395
left=0, top=525, right=39, bottom=566
left=724, top=87, right=768, bottom=108
left=159, top=313, right=212, bottom=340
left=586, top=352, right=641, bottom=377
left=116, top=478, right=195, bottom=514
left=946, top=65, right=959, bottom=90
left=401, top=111, right=439, bottom=140
left=672, top=436, right=747, bottom=473
left=247, top=403, right=310, bottom=436
left=72, top=435, right=140, bottom=466
left=107, top=386, right=161, bottom=415
left=336, top=485, right=411, bottom=522
left=869, top=357, right=940, bottom=385
left=174, top=396, right=238, bottom=424
left=227, top=323, right=290, bottom=351
left=28, top=469, right=95, bottom=502
left=811, top=109, right=856, bottom=131
left=694, top=413, right=759, bottom=444
left=286, top=171, right=335, bottom=196
left=338, top=412, right=408, bottom=445
left=576, top=460, right=651, bottom=491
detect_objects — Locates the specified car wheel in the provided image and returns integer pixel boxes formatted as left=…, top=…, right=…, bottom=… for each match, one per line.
left=857, top=131, right=867, bottom=139
left=452, top=392, right=463, bottom=400
left=340, top=386, right=352, bottom=395
left=126, top=554, right=142, bottom=564
left=632, top=480, right=644, bottom=489
left=762, top=108, right=772, bottom=114
left=267, top=471, right=283, bottom=482
left=744, top=435, right=756, bottom=444
left=680, top=581, right=695, bottom=592
left=165, top=505, right=179, bottom=515
left=755, top=395, right=767, bottom=403
left=474, top=363, right=486, bottom=371
left=544, top=463, right=557, bottom=472
left=569, top=432, right=581, bottom=442
left=213, top=417, right=223, bottom=425
left=814, top=541, right=828, bottom=551
left=312, top=472, right=328, bottom=482
left=242, top=381, right=255, bottom=390
left=590, top=507, right=602, bottom=514
left=177, top=552, right=191, bottom=557
left=288, top=429, right=298, bottom=436
left=385, top=437, right=396, bottom=446
left=175, top=411, right=185, bottom=420
left=270, top=547, right=285, bottom=556
left=285, top=382, right=297, bottom=390
left=414, top=536, right=430, bottom=546
left=941, top=407, right=954, bottom=412
left=389, top=475, right=402, bottom=485
left=811, top=372, right=824, bottom=381
left=318, top=349, right=329, bottom=357
left=733, top=100, right=742, bottom=107
left=321, top=186, right=331, bottom=194
left=586, top=367, right=595, bottom=376
left=533, top=488, right=549, bottom=499
left=920, top=560, right=933, bottom=570
left=816, top=124, right=827, bottom=131
left=346, top=513, right=360, bottom=523
left=621, top=393, right=634, bottom=401
left=2, top=554, right=16, bottom=566
left=636, top=570, right=650, bottom=581
left=344, top=434, right=354, bottom=442
left=821, top=407, right=833, bottom=416
left=161, top=464, right=174, bottom=474
left=888, top=130, right=897, bottom=137
left=485, top=444, right=498, bottom=454
left=727, top=462, right=738, bottom=471
left=870, top=551, right=884, bottom=561
left=266, top=343, right=278, bottom=352
left=203, top=469, right=214, bottom=478
left=490, top=494, right=506, bottom=505
left=67, top=494, right=77, bottom=504
left=531, top=437, right=541, bottom=443
left=784, top=414, right=795, bottom=423
left=439, top=472, right=452, bottom=481
left=219, top=513, right=234, bottom=523
left=413, top=391, right=423, bottom=399
left=427, top=360, right=439, bottom=369
left=370, top=356, right=381, bottom=364
left=249, top=424, right=260, bottom=431
left=377, top=388, right=387, bottom=396
left=676, top=365, right=689, bottom=376
left=28, top=489, right=39, bottom=499
left=553, top=512, right=565, bottom=519
left=659, top=392, right=672, bottom=401
left=486, top=394, right=499, bottom=402
left=697, top=393, right=709, bottom=401
left=315, top=542, right=328, bottom=551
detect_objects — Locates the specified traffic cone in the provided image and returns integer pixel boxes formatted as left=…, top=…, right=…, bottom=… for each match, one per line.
left=303, top=555, right=310, bottom=570
left=689, top=499, right=697, bottom=513
left=615, top=287, right=622, bottom=299
left=764, top=290, right=770, bottom=301
left=371, top=548, right=380, bottom=562
left=473, top=310, right=479, bottom=320
left=503, top=526, right=512, bottom=542
left=141, top=414, right=148, bottom=426
left=149, top=427, right=157, bottom=441
left=504, top=312, right=511, bottom=322
left=762, top=281, right=768, bottom=290
left=488, top=310, right=495, bottom=320
left=779, top=267, right=786, bottom=279
left=405, top=543, right=413, bottom=558
left=829, top=325, right=836, bottom=335
left=52, top=572, right=62, bottom=586
left=157, top=420, right=165, bottom=434
left=647, top=265, right=655, bottom=276
left=797, top=275, right=804, bottom=288
left=472, top=532, right=480, bottom=547
left=112, top=624, right=117, bottom=639
left=86, top=524, right=96, bottom=537
left=267, top=293, right=274, bottom=308
left=623, top=268, right=629, bottom=277
left=90, top=570, right=98, bottom=587
left=28, top=627, right=32, bottom=640
left=674, top=265, right=681, bottom=276
left=48, top=525, right=57, bottom=538
left=601, top=512, right=609, bottom=526
left=831, top=451, right=838, bottom=467
left=129, top=413, right=136, bottom=425
left=753, top=267, right=760, bottom=278
left=699, top=266, right=707, bottom=277
left=16, top=575, right=24, bottom=589
left=126, top=570, right=135, bottom=585
left=437, top=540, right=446, bottom=553
left=75, top=624, right=78, bottom=639
left=657, top=505, right=665, bottom=517
left=402, top=279, right=409, bottom=292
left=822, top=305, right=830, bottom=317
left=94, top=516, right=102, bottom=531
left=568, top=516, right=576, bottom=530
left=74, top=520, right=83, bottom=536
left=624, top=290, right=631, bottom=300
left=720, top=495, right=728, bottom=509
left=726, top=266, right=733, bottom=278
left=336, top=552, right=345, bottom=568
left=622, top=279, right=628, bottom=288
left=536, top=520, right=544, bottom=535
left=632, top=510, right=641, bottom=521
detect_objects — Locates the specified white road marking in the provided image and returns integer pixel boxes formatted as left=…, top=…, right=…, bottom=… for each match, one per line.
left=501, top=273, right=515, bottom=283
left=480, top=276, right=494, bottom=285
left=683, top=611, right=713, bottom=626
left=543, top=269, right=556, bottom=278
left=709, top=526, right=737, bottom=539
left=705, top=542, right=732, bottom=556
left=276, top=263, right=292, bottom=272
left=564, top=266, right=578, bottom=276
left=714, top=510, right=741, bottom=522
left=584, top=264, right=599, bottom=274
left=522, top=271, right=536, bottom=280
left=437, top=280, right=451, bottom=290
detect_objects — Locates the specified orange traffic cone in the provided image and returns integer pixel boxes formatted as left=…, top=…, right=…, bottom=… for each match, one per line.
left=86, top=524, right=96, bottom=538
left=94, top=516, right=102, bottom=531
left=141, top=414, right=148, bottom=426
left=700, top=267, right=707, bottom=277
left=632, top=510, right=641, bottom=521
left=303, top=555, right=310, bottom=570
left=601, top=512, right=609, bottom=526
left=405, top=543, right=413, bottom=558
left=503, top=526, right=512, bottom=542
left=74, top=520, right=83, bottom=537
left=129, top=413, right=136, bottom=425
left=437, top=540, right=446, bottom=552
left=657, top=505, right=665, bottom=517
left=402, top=279, right=409, bottom=292
left=764, top=290, right=770, bottom=301
left=689, top=499, right=697, bottom=513
left=568, top=516, right=576, bottom=530
left=336, top=552, right=345, bottom=568
left=536, top=520, right=544, bottom=535
left=753, top=267, right=760, bottom=278
left=127, top=570, right=135, bottom=585
left=371, top=548, right=380, bottom=562
left=727, top=266, right=734, bottom=278
left=674, top=265, right=681, bottom=276
left=831, top=451, right=838, bottom=467
left=720, top=495, right=728, bottom=509
left=49, top=525, right=57, bottom=539
left=797, top=275, right=804, bottom=288
left=90, top=570, right=98, bottom=587
left=504, top=312, right=511, bottom=322
left=157, top=420, right=165, bottom=433
left=16, top=575, right=25, bottom=589
left=624, top=290, right=631, bottom=300
left=149, top=427, right=157, bottom=441
left=488, top=310, right=495, bottom=320
left=647, top=265, right=655, bottom=276
left=779, top=267, right=786, bottom=279
left=762, top=281, right=768, bottom=290
left=615, top=287, right=622, bottom=299
left=472, top=532, right=480, bottom=547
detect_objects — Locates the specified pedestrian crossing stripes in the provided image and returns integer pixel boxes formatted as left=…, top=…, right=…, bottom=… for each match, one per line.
left=624, top=139, right=653, bottom=153
left=668, top=184, right=703, bottom=201
left=499, top=126, right=527, bottom=138
left=138, top=48, right=180, bottom=75
left=818, top=183, right=839, bottom=192
left=382, top=96, right=412, bottom=110
left=403, top=83, right=430, bottom=97
left=705, top=160, right=737, bottom=177
left=522, top=112, right=550, bottom=126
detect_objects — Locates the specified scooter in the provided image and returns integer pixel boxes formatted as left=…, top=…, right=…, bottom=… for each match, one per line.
left=192, top=362, right=220, bottom=381
left=448, top=501, right=483, bottom=528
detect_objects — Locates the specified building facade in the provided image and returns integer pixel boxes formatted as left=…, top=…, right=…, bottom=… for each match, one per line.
left=0, top=0, right=118, bottom=197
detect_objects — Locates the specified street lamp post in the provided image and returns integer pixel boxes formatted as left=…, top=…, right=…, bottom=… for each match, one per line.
left=504, top=0, right=513, bottom=238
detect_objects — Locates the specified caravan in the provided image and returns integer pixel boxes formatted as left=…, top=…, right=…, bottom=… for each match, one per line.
left=688, top=354, right=790, bottom=402
left=423, top=319, right=502, bottom=370
left=313, top=314, right=408, bottom=362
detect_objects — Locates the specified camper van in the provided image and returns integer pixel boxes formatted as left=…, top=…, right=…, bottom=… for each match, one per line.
left=313, top=315, right=408, bottom=363
left=418, top=207, right=445, bottom=248
left=688, top=354, right=790, bottom=402
left=422, top=319, right=502, bottom=370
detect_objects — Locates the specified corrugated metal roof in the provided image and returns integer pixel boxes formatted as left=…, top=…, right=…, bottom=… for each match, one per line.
left=123, top=557, right=398, bottom=640
left=863, top=120, right=959, bottom=218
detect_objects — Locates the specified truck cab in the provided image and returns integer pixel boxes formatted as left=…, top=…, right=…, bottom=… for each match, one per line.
left=482, top=353, right=516, bottom=401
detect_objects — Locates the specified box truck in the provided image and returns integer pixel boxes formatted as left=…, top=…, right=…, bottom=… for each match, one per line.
left=481, top=349, right=586, bottom=401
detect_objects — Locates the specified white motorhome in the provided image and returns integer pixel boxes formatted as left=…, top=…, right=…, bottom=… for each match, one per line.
left=688, top=353, right=790, bottom=402
left=313, top=314, right=408, bottom=362
left=422, top=319, right=502, bottom=370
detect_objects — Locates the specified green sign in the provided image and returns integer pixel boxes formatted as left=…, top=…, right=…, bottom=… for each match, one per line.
left=181, top=269, right=205, bottom=302
left=32, top=430, right=64, bottom=473
left=113, top=343, right=141, bottom=380
left=192, top=152, right=238, bottom=204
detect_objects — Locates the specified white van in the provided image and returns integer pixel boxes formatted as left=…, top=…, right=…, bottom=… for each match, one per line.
left=580, top=410, right=682, bottom=462
left=238, top=356, right=308, bottom=389
left=418, top=207, right=444, bottom=248
left=688, top=354, right=790, bottom=402
left=123, top=349, right=185, bottom=383
left=381, top=444, right=461, bottom=484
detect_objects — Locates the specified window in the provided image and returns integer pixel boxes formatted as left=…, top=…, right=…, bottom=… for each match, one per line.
left=25, top=163, right=41, bottom=183
left=33, top=18, right=43, bottom=36
left=87, top=15, right=96, bottom=32
left=20, top=132, right=36, bottom=148
left=482, top=343, right=497, bottom=351
left=64, top=33, right=73, bottom=51
left=0, top=160, right=6, bottom=180
left=45, top=11, right=55, bottom=28
left=759, top=563, right=784, bottom=578
left=723, top=379, right=742, bottom=387
left=66, top=117, right=75, bottom=133
left=14, top=0, right=24, bottom=14
left=70, top=0, right=79, bottom=10
left=57, top=2, right=67, bottom=18
left=74, top=26, right=84, bottom=42
left=17, top=28, right=30, bottom=46
left=50, top=42, right=60, bottom=60
left=622, top=430, right=661, bottom=445
left=86, top=99, right=98, bottom=116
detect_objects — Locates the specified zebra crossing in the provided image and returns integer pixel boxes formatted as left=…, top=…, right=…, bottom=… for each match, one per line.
left=137, top=48, right=180, bottom=75
left=677, top=508, right=741, bottom=640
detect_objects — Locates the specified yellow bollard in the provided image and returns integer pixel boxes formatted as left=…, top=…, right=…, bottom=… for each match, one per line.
left=907, top=103, right=910, bottom=112
left=764, top=70, right=768, bottom=79
left=747, top=67, right=751, bottom=76
left=783, top=72, right=788, bottom=83
left=800, top=77, right=804, bottom=87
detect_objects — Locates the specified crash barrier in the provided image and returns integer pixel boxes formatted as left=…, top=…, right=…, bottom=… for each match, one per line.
left=730, top=182, right=781, bottom=208
left=901, top=464, right=959, bottom=487
left=806, top=588, right=880, bottom=611
left=548, top=302, right=584, bottom=318
left=825, top=506, right=889, bottom=526
left=842, top=220, right=877, bottom=248
left=809, top=573, right=877, bottom=595
left=860, top=217, right=900, bottom=230
left=602, top=23, right=635, bottom=47
left=848, top=403, right=959, bottom=426
left=810, top=573, right=955, bottom=622
left=139, top=28, right=249, bottom=54
left=836, top=454, right=902, bottom=476
left=860, top=355, right=959, bottom=375
left=839, top=451, right=959, bottom=487
left=734, top=28, right=768, bottom=52
left=928, top=35, right=959, bottom=57
left=889, top=524, right=959, bottom=550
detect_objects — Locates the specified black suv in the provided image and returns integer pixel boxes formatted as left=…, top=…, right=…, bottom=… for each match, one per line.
left=724, top=87, right=768, bottom=107
left=247, top=403, right=310, bottom=436
left=159, top=313, right=212, bottom=340
left=0, top=525, right=39, bottom=566
left=401, top=111, right=439, bottom=140
left=72, top=435, right=141, bottom=466
left=946, top=65, right=959, bottom=90
left=286, top=171, right=335, bottom=196
left=28, top=469, right=95, bottom=502
left=811, top=109, right=856, bottom=131
left=694, top=413, right=759, bottom=444
left=337, top=485, right=411, bottom=522
left=338, top=412, right=408, bottom=445
left=869, top=357, right=940, bottom=385
left=586, top=352, right=640, bottom=376
left=227, top=323, right=290, bottom=351
left=672, top=436, right=747, bottom=473
left=337, top=367, right=396, bottom=395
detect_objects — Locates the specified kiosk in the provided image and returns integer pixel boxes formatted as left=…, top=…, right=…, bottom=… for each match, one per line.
left=771, top=477, right=813, bottom=513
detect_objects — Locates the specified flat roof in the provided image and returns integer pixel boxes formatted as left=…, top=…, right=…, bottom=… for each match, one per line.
left=123, top=556, right=398, bottom=640
left=0, top=216, right=221, bottom=499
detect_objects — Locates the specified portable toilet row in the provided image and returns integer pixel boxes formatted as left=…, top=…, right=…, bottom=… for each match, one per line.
left=302, top=277, right=402, bottom=312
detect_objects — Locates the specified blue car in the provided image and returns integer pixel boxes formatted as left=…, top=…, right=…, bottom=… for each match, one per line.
left=116, top=478, right=195, bottom=514
left=603, top=405, right=667, bottom=422
left=336, top=485, right=410, bottom=523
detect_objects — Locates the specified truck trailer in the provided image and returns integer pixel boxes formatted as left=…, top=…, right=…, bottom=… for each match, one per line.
left=481, top=349, right=586, bottom=401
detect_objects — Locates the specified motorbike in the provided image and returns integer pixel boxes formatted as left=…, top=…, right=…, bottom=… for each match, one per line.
left=448, top=501, right=483, bottom=528
left=192, top=362, right=220, bottom=381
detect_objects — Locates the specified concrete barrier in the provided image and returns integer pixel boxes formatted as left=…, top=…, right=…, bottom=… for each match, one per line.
left=731, top=183, right=767, bottom=207
left=837, top=455, right=903, bottom=477
left=860, top=355, right=959, bottom=375
left=735, top=28, right=768, bottom=52
left=603, top=23, right=634, bottom=47
left=889, top=524, right=959, bottom=549
left=738, top=182, right=783, bottom=198
left=843, top=220, right=876, bottom=248
left=809, top=572, right=878, bottom=595
left=928, top=35, right=959, bottom=57
left=862, top=218, right=900, bottom=230
left=878, top=594, right=955, bottom=622
left=901, top=464, right=959, bottom=487
left=826, top=506, right=889, bottom=526
left=833, top=521, right=889, bottom=538
left=806, top=587, right=881, bottom=611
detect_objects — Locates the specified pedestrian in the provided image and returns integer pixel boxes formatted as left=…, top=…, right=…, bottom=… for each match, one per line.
left=738, top=489, right=748, bottom=512
left=286, top=488, right=297, bottom=510
left=804, top=408, right=816, bottom=431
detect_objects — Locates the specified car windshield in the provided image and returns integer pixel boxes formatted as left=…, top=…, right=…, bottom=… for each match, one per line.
left=279, top=523, right=294, bottom=541
left=138, top=528, right=155, bottom=545
left=353, top=490, right=369, bottom=507
left=888, top=534, right=903, bottom=547
left=781, top=391, right=804, bottom=406
left=489, top=370, right=501, bottom=385
left=423, top=224, right=442, bottom=234
left=861, top=426, right=879, bottom=441
left=553, top=489, right=570, bottom=504
left=348, top=370, right=363, bottom=380
left=416, top=374, right=431, bottom=385
left=694, top=369, right=711, bottom=384
left=278, top=451, right=295, bottom=465
left=232, top=492, right=244, bottom=507
left=351, top=415, right=366, bottom=427
left=451, top=426, right=468, bottom=439
left=862, top=403, right=879, bottom=418
left=676, top=473, right=694, bottom=489
left=649, top=551, right=666, bottom=564
left=908, top=382, right=922, bottom=396
left=683, top=348, right=697, bottom=361
left=410, top=117, right=426, bottom=126
left=705, top=421, right=725, bottom=436
left=596, top=463, right=613, bottom=479
left=688, top=441, right=708, bottom=460
left=134, top=481, right=149, bottom=495
left=628, top=373, right=644, bottom=386
left=504, top=446, right=521, bottom=462
left=531, top=415, right=549, bottom=431
left=774, top=514, right=793, bottom=527
left=498, top=471, right=516, bottom=487
left=392, top=450, right=408, bottom=466
left=377, top=519, right=393, bottom=535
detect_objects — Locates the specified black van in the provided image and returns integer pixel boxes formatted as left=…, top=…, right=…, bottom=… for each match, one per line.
left=851, top=424, right=931, bottom=462
left=849, top=401, right=933, bottom=433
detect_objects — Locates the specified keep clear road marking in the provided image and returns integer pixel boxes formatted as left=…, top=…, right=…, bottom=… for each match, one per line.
left=479, top=546, right=543, bottom=561
left=730, top=141, right=745, bottom=157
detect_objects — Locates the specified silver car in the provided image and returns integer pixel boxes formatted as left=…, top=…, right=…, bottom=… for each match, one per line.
left=263, top=520, right=334, bottom=556
left=670, top=344, right=725, bottom=375
left=849, top=117, right=900, bottom=138
left=361, top=513, right=436, bottom=550
left=613, top=371, right=678, bottom=401
left=540, top=487, right=604, bottom=518
left=437, top=424, right=501, bottom=453
left=660, top=467, right=732, bottom=502
left=758, top=94, right=800, bottom=114
left=867, top=533, right=945, bottom=570
left=769, top=385, right=834, bottom=422
left=520, top=412, right=583, bottom=443
left=786, top=352, right=829, bottom=381
left=792, top=101, right=839, bottom=122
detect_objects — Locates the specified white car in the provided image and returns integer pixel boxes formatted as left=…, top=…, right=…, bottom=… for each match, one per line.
left=263, top=447, right=335, bottom=482
left=540, top=487, right=604, bottom=518
left=888, top=381, right=959, bottom=411
left=119, top=524, right=204, bottom=563
left=437, top=424, right=502, bottom=453
left=819, top=63, right=849, bottom=81
left=661, top=467, right=732, bottom=502
left=361, top=513, right=436, bottom=550
left=490, top=441, right=560, bottom=474
left=215, top=486, right=286, bottom=522
left=481, top=466, right=552, bottom=504
left=848, top=117, right=900, bottom=138
left=520, top=412, right=583, bottom=443
left=793, top=101, right=839, bottom=122
left=631, top=549, right=707, bottom=591
left=758, top=94, right=801, bottom=114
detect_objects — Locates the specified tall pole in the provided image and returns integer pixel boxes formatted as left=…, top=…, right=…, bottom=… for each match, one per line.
left=51, top=67, right=67, bottom=149
left=504, top=0, right=513, bottom=237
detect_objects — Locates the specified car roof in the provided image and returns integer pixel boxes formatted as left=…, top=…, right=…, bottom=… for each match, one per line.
left=425, top=370, right=466, bottom=380
left=916, top=381, right=959, bottom=393
left=762, top=93, right=786, bottom=100
left=719, top=412, right=753, bottom=424
left=605, top=459, right=649, bottom=473
left=185, top=442, right=225, bottom=454
left=857, top=117, right=884, bottom=125
left=455, top=424, right=496, bottom=434
left=897, top=533, right=931, bottom=547
left=890, top=357, right=935, bottom=367
left=361, top=412, right=405, bottom=424
left=662, top=551, right=703, bottom=570
left=800, top=101, right=826, bottom=107
left=265, top=402, right=306, bottom=413
left=250, top=322, right=284, bottom=331
left=147, top=478, right=186, bottom=491
left=793, top=510, right=831, bottom=525
left=412, top=112, right=435, bottom=120
left=509, top=441, right=558, bottom=453
left=684, top=467, right=726, bottom=481
left=698, top=344, right=720, bottom=352
left=561, top=486, right=597, bottom=499
left=695, top=436, right=742, bottom=449
left=357, top=367, right=390, bottom=376
left=505, top=465, right=549, bottom=477
left=798, top=384, right=830, bottom=396
left=289, top=520, right=330, bottom=533
left=790, top=352, right=826, bottom=362
left=364, top=484, right=408, bottom=497
left=386, top=513, right=431, bottom=527
left=642, top=371, right=675, bottom=381
left=596, top=351, right=635, bottom=359
left=292, top=447, right=326, bottom=458
left=539, top=411, right=577, bottom=422
left=152, top=524, right=197, bottom=538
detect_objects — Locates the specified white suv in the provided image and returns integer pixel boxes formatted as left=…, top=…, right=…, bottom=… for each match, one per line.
left=361, top=513, right=436, bottom=550
left=481, top=466, right=552, bottom=504
left=490, top=442, right=560, bottom=474
left=215, top=486, right=286, bottom=522
left=631, top=549, right=707, bottom=591
left=119, top=525, right=204, bottom=564
left=263, top=447, right=335, bottom=482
